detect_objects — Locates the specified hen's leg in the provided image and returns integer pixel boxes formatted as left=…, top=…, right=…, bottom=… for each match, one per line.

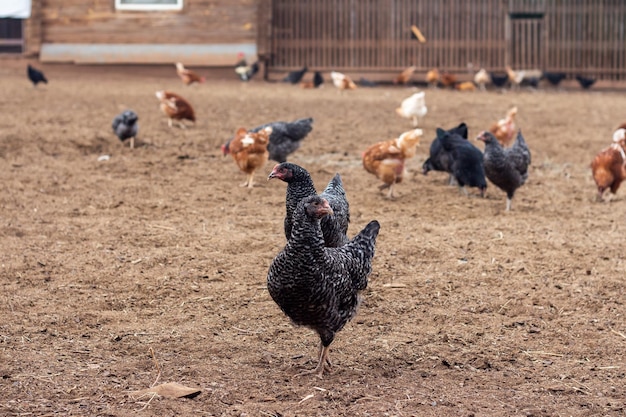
left=505, top=197, right=512, bottom=211
left=294, top=342, right=330, bottom=379
left=168, top=118, right=173, bottom=128
left=129, top=137, right=135, bottom=150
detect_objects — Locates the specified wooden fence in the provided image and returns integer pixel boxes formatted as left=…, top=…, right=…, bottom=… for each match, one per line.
left=261, top=0, right=626, bottom=81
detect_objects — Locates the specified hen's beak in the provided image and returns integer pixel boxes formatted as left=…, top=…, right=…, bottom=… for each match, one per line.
left=319, top=199, right=334, bottom=216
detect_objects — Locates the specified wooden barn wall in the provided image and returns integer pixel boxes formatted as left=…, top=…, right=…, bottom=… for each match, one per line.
left=265, top=0, right=626, bottom=81
left=40, top=0, right=257, bottom=44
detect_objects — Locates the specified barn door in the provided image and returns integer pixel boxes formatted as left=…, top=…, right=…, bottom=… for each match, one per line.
left=506, top=12, right=544, bottom=70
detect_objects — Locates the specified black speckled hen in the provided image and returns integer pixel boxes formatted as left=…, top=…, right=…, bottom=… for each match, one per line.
left=267, top=195, right=380, bottom=378
left=269, top=162, right=350, bottom=247
left=478, top=129, right=531, bottom=211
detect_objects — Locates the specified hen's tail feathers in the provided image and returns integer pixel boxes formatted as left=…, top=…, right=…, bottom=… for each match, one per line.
left=323, top=174, right=346, bottom=197
left=349, top=220, right=380, bottom=290
left=288, top=118, right=315, bottom=141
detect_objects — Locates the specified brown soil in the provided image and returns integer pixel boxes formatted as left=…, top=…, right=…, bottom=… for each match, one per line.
left=1, top=61, right=625, bottom=417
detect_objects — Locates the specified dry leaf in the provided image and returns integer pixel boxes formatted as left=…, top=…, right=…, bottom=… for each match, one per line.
left=131, top=382, right=201, bottom=399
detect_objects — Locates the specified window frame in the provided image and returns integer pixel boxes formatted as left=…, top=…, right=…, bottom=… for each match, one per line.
left=114, top=0, right=183, bottom=11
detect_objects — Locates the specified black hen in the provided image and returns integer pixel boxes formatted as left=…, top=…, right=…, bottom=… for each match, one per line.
left=437, top=128, right=487, bottom=196
left=222, top=117, right=314, bottom=163
left=269, top=162, right=350, bottom=247
left=478, top=129, right=531, bottom=211
left=267, top=195, right=380, bottom=378
left=283, top=66, right=308, bottom=84
left=112, top=110, right=139, bottom=149
left=543, top=72, right=566, bottom=86
left=27, top=64, right=48, bottom=87
left=312, top=71, right=324, bottom=88
left=575, top=75, right=596, bottom=89
left=422, top=122, right=468, bottom=183
left=490, top=72, right=509, bottom=88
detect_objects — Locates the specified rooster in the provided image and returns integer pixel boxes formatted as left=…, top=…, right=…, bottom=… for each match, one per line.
left=393, top=66, right=417, bottom=85
left=155, top=90, right=196, bottom=128
left=489, top=106, right=518, bottom=147
left=425, top=68, right=440, bottom=88
left=362, top=128, right=423, bottom=198
left=227, top=126, right=272, bottom=188
left=396, top=91, right=427, bottom=127
left=330, top=71, right=357, bottom=92
left=175, top=62, right=205, bottom=85
left=575, top=75, right=596, bottom=90
left=474, top=68, right=489, bottom=91
left=234, top=53, right=259, bottom=81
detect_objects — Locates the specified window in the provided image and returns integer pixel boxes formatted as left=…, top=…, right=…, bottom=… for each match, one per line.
left=0, top=18, right=23, bottom=54
left=115, top=0, right=183, bottom=11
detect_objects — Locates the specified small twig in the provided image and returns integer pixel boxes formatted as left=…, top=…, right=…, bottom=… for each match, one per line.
left=136, top=392, right=158, bottom=411
left=610, top=328, right=626, bottom=340
left=522, top=350, right=564, bottom=357
left=149, top=347, right=162, bottom=388
left=299, top=393, right=315, bottom=404
left=233, top=326, right=263, bottom=334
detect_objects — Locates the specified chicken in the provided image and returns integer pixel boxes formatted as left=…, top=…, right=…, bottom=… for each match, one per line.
left=227, top=126, right=272, bottom=188
left=506, top=66, right=525, bottom=90
left=477, top=129, right=531, bottom=211
left=222, top=117, right=314, bottom=163
left=455, top=81, right=477, bottom=92
left=436, top=128, right=487, bottom=196
left=267, top=195, right=380, bottom=378
left=300, top=71, right=324, bottom=89
left=27, top=64, right=47, bottom=87
left=440, top=72, right=458, bottom=88
left=396, top=91, right=427, bottom=127
left=490, top=72, right=510, bottom=88
left=234, top=53, right=259, bottom=81
left=358, top=77, right=378, bottom=87
left=283, top=66, right=308, bottom=84
left=330, top=71, right=357, bottom=92
left=543, top=72, right=566, bottom=87
left=175, top=62, right=205, bottom=85
left=362, top=128, right=423, bottom=198
left=111, top=110, right=139, bottom=149
left=422, top=122, right=468, bottom=183
left=474, top=68, right=489, bottom=91
left=155, top=90, right=196, bottom=128
left=489, top=106, right=518, bottom=147
left=575, top=75, right=596, bottom=90
left=268, top=162, right=350, bottom=247
left=425, top=68, right=440, bottom=88
left=591, top=132, right=626, bottom=201
left=614, top=126, right=626, bottom=143
left=393, top=66, right=417, bottom=85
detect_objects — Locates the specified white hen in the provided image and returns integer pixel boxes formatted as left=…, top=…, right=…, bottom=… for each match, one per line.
left=396, top=91, right=428, bottom=127
left=330, top=71, right=357, bottom=92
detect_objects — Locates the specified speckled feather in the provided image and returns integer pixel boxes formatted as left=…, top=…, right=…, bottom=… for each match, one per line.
left=274, top=162, right=350, bottom=247
left=482, top=130, right=531, bottom=199
left=267, top=196, right=380, bottom=347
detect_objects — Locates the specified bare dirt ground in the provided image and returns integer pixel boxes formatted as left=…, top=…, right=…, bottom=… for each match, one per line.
left=1, top=60, right=625, bottom=417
